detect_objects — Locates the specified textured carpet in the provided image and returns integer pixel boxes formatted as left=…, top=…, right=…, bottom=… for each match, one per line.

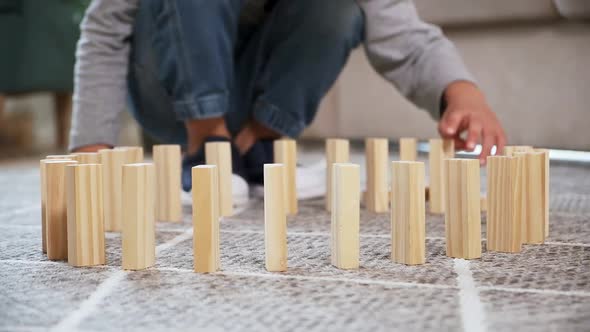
left=0, top=158, right=589, bottom=332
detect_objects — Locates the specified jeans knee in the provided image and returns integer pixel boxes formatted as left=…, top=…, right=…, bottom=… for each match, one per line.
left=302, top=0, right=364, bottom=48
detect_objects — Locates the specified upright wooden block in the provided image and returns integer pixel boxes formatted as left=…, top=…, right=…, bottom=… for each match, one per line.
left=192, top=165, right=220, bottom=273
left=365, top=138, right=389, bottom=213
left=264, top=164, right=287, bottom=272
left=122, top=163, right=156, bottom=270
left=390, top=161, right=425, bottom=265
left=503, top=145, right=532, bottom=156
left=274, top=139, right=298, bottom=215
left=325, top=138, right=350, bottom=212
left=205, top=142, right=233, bottom=217
left=444, top=159, right=482, bottom=259
left=46, top=155, right=73, bottom=160
left=331, top=163, right=360, bottom=269
left=518, top=152, right=546, bottom=244
left=66, top=164, right=106, bottom=267
left=115, top=146, right=144, bottom=163
left=40, top=158, right=73, bottom=253
left=534, top=149, right=550, bottom=238
left=43, top=159, right=78, bottom=260
left=153, top=145, right=182, bottom=222
left=99, top=148, right=127, bottom=231
left=486, top=156, right=522, bottom=253
left=69, top=152, right=100, bottom=164
left=428, top=138, right=454, bottom=214
left=399, top=137, right=417, bottom=161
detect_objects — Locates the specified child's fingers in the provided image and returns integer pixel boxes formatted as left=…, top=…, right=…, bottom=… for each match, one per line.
left=438, top=111, right=463, bottom=137
left=479, top=132, right=495, bottom=165
left=465, top=121, right=482, bottom=151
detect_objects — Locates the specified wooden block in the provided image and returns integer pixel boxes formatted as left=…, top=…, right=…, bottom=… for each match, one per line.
left=40, top=158, right=72, bottom=253
left=115, top=146, right=144, bottom=163
left=444, top=158, right=482, bottom=259
left=274, top=139, right=298, bottom=215
left=534, top=149, right=550, bottom=238
left=365, top=138, right=389, bottom=213
left=503, top=145, right=532, bottom=156
left=325, top=138, right=349, bottom=212
left=69, top=152, right=100, bottom=164
left=486, top=156, right=522, bottom=253
left=205, top=142, right=233, bottom=217
left=99, top=148, right=127, bottom=231
left=428, top=138, right=455, bottom=214
left=518, top=152, right=546, bottom=244
left=43, top=159, right=78, bottom=260
left=192, top=165, right=220, bottom=273
left=122, top=163, right=156, bottom=270
left=46, top=155, right=73, bottom=160
left=399, top=137, right=417, bottom=161
left=66, top=164, right=106, bottom=267
left=391, top=161, right=425, bottom=265
left=264, top=164, right=287, bottom=272
left=331, top=163, right=360, bottom=269
left=153, top=145, right=182, bottom=222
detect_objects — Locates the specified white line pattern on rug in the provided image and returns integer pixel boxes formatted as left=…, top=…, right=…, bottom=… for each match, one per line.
left=50, top=227, right=194, bottom=332
left=454, top=259, right=487, bottom=332
left=479, top=285, right=590, bottom=297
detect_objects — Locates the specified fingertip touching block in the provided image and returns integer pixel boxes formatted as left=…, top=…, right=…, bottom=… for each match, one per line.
left=69, top=152, right=100, bottom=164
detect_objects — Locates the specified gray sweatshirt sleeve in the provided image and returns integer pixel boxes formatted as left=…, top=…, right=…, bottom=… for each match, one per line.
left=68, top=0, right=139, bottom=151
left=358, top=0, right=475, bottom=119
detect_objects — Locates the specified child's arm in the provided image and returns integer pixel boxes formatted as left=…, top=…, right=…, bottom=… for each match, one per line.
left=69, top=0, right=139, bottom=152
left=358, top=0, right=506, bottom=163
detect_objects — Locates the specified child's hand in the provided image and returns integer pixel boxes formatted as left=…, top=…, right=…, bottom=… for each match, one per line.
left=72, top=144, right=112, bottom=153
left=438, top=81, right=506, bottom=165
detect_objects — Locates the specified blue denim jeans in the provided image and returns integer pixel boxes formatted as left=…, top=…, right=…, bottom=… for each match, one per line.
left=127, top=0, right=364, bottom=146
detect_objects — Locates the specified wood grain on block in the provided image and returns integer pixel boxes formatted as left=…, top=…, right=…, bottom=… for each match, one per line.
left=264, top=164, right=287, bottom=272
left=503, top=145, right=532, bottom=156
left=518, top=152, right=546, bottom=244
left=153, top=145, right=182, bottom=222
left=40, top=158, right=72, bottom=253
left=122, top=163, right=156, bottom=270
left=331, top=163, right=360, bottom=269
left=66, top=164, right=105, bottom=267
left=192, top=165, right=220, bottom=273
left=391, top=161, right=425, bottom=265
left=486, top=156, right=522, bottom=253
left=365, top=138, right=389, bottom=213
left=115, top=146, right=144, bottom=163
left=428, top=139, right=454, bottom=214
left=534, top=149, right=550, bottom=238
left=69, top=152, right=100, bottom=164
left=399, top=137, right=417, bottom=161
left=274, top=139, right=298, bottom=215
left=99, top=148, right=127, bottom=231
left=43, top=159, right=78, bottom=260
left=325, top=138, right=349, bottom=212
left=444, top=159, right=482, bottom=259
left=205, top=142, right=233, bottom=217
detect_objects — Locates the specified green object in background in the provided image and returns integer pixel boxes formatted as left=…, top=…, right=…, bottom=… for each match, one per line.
left=0, top=0, right=90, bottom=93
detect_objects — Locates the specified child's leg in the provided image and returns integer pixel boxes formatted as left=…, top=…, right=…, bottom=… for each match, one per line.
left=230, top=0, right=364, bottom=150
left=127, top=0, right=243, bottom=149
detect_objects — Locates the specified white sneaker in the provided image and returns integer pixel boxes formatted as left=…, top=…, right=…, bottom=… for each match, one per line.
left=182, top=173, right=250, bottom=208
left=250, top=160, right=326, bottom=200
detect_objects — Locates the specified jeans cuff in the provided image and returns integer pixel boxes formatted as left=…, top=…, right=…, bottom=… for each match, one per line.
left=252, top=99, right=305, bottom=138
left=173, top=93, right=228, bottom=121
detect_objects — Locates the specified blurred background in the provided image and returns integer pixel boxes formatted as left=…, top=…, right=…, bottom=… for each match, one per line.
left=0, top=0, right=588, bottom=160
